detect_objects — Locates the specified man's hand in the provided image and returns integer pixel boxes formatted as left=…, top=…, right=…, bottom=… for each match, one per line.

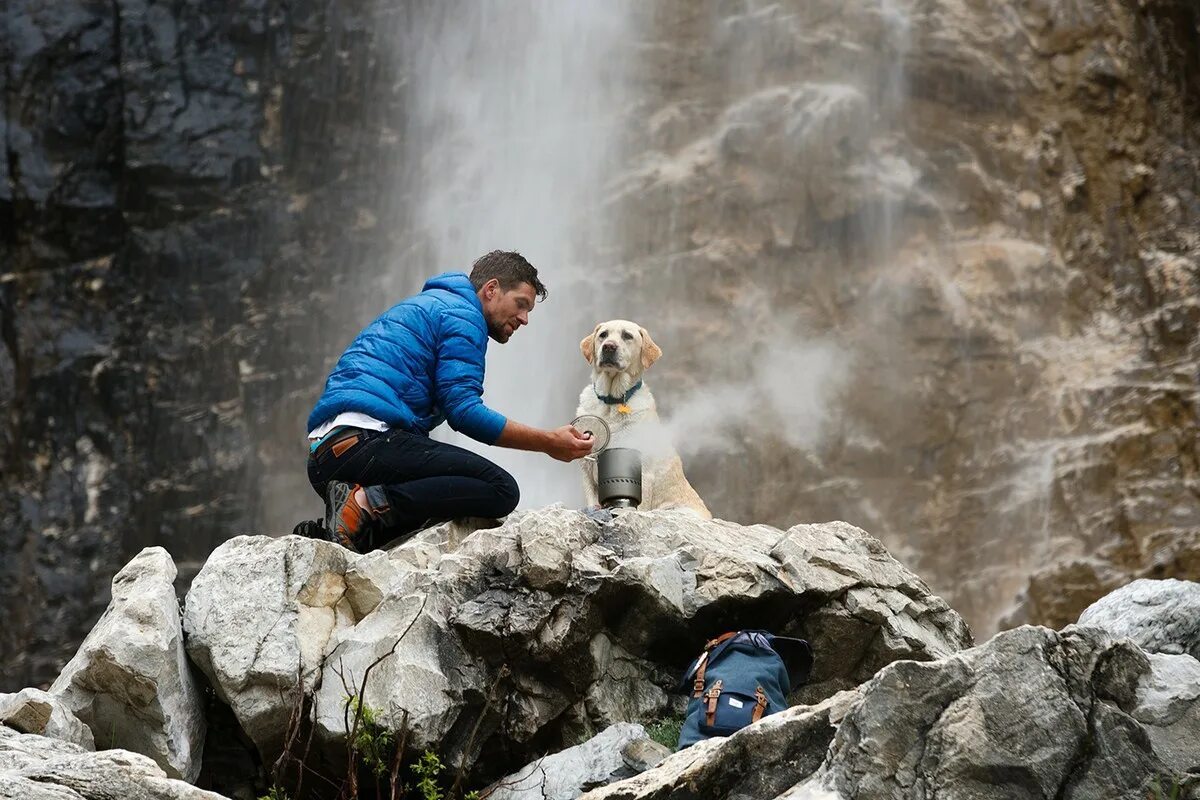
left=495, top=420, right=594, bottom=462
left=546, top=425, right=594, bottom=462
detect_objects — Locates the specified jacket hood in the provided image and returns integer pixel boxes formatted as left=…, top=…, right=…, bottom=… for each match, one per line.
left=423, top=272, right=483, bottom=310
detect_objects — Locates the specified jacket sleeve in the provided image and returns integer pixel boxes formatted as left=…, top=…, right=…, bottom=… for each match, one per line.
left=433, top=309, right=508, bottom=444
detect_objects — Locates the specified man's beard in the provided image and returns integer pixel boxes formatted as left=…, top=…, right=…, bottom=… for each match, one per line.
left=487, top=320, right=511, bottom=342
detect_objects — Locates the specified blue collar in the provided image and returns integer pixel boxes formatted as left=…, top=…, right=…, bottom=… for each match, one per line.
left=594, top=380, right=643, bottom=405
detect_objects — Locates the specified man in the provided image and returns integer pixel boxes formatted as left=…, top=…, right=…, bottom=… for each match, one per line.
left=299, top=250, right=592, bottom=552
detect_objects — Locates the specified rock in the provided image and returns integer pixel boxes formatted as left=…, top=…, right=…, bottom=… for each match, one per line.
left=584, top=626, right=1200, bottom=800
left=0, top=689, right=93, bottom=750
left=0, top=725, right=227, bottom=799
left=49, top=548, right=204, bottom=782
left=579, top=692, right=854, bottom=800
left=1132, top=653, right=1200, bottom=776
left=1077, top=578, right=1200, bottom=659
left=619, top=738, right=671, bottom=773
left=485, top=723, right=651, bottom=800
left=181, top=535, right=358, bottom=760
left=183, top=509, right=970, bottom=779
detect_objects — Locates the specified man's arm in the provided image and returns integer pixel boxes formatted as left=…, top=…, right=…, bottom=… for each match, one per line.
left=496, top=419, right=593, bottom=462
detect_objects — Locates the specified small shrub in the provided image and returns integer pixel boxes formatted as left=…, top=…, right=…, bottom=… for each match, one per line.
left=411, top=750, right=444, bottom=800
left=257, top=786, right=290, bottom=800
left=345, top=695, right=397, bottom=777
left=645, top=714, right=685, bottom=750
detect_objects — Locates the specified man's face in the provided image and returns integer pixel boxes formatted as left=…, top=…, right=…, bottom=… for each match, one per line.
left=479, top=280, right=537, bottom=343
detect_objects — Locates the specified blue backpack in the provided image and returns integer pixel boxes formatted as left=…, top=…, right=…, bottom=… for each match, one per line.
left=677, top=630, right=813, bottom=750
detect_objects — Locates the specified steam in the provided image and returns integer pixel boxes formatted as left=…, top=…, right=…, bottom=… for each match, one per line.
left=590, top=300, right=851, bottom=470
left=629, top=335, right=851, bottom=463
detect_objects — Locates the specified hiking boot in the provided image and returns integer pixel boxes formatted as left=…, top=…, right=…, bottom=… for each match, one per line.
left=291, top=519, right=325, bottom=539
left=324, top=481, right=370, bottom=552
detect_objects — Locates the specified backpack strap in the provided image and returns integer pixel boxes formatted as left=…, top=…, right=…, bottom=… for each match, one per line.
left=691, top=631, right=739, bottom=698
left=704, top=679, right=724, bottom=727
left=751, top=685, right=769, bottom=722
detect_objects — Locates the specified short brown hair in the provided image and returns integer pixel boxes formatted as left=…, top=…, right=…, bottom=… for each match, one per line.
left=468, top=250, right=547, bottom=302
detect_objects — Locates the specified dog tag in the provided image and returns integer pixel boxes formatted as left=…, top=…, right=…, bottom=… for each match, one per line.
left=617, top=403, right=631, bottom=414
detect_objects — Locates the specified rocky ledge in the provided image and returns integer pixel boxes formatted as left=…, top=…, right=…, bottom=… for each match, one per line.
left=2, top=508, right=1198, bottom=799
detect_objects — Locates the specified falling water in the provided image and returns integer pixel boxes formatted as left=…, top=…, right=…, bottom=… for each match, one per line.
left=387, top=2, right=636, bottom=508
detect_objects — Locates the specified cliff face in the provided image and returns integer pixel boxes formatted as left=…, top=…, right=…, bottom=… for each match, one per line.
left=0, top=0, right=410, bottom=689
left=608, top=0, right=1200, bottom=633
left=2, top=0, right=1198, bottom=690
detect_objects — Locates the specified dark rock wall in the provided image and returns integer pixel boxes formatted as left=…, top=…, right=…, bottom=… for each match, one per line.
left=0, top=0, right=407, bottom=690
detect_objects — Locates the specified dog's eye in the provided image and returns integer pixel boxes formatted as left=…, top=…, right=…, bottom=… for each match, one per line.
left=622, top=331, right=634, bottom=341
left=598, top=331, right=608, bottom=340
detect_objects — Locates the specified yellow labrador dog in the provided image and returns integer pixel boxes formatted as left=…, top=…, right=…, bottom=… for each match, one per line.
left=576, top=320, right=712, bottom=518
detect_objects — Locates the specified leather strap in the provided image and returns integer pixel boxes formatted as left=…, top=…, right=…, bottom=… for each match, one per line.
left=311, top=427, right=363, bottom=460
left=692, top=631, right=739, bottom=698
left=704, top=679, right=723, bottom=727
left=751, top=685, right=768, bottom=722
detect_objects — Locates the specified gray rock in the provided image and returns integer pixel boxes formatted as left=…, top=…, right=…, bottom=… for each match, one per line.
left=0, top=725, right=227, bottom=799
left=0, top=689, right=94, bottom=750
left=1078, top=578, right=1200, bottom=659
left=583, top=626, right=1200, bottom=800
left=619, top=738, right=671, bottom=773
left=1132, top=652, right=1200, bottom=776
left=486, top=723, right=650, bottom=800
left=580, top=692, right=854, bottom=800
left=184, top=508, right=969, bottom=776
left=48, top=548, right=204, bottom=782
left=182, top=535, right=359, bottom=760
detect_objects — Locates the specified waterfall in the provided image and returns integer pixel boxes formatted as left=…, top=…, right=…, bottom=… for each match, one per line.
left=389, top=1, right=636, bottom=509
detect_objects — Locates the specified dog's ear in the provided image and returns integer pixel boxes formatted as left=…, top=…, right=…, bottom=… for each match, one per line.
left=580, top=327, right=598, bottom=365
left=640, top=326, right=662, bottom=370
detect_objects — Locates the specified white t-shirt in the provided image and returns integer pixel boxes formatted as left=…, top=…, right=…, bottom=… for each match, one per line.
left=308, top=412, right=389, bottom=440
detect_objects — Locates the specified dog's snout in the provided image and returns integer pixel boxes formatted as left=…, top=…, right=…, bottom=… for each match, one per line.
left=601, top=341, right=618, bottom=352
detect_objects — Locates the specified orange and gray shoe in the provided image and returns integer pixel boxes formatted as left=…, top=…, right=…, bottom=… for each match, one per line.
left=324, top=481, right=371, bottom=552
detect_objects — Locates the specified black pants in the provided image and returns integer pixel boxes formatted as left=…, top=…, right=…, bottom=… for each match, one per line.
left=307, top=427, right=519, bottom=549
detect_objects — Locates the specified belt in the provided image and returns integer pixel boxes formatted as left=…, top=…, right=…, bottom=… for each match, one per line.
left=309, top=426, right=365, bottom=459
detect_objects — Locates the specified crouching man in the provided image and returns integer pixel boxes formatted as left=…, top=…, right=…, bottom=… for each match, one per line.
left=299, top=250, right=592, bottom=552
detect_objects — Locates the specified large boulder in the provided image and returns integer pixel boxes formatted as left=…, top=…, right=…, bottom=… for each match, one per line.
left=582, top=625, right=1200, bottom=799
left=1077, top=578, right=1200, bottom=659
left=0, top=689, right=93, bottom=750
left=181, top=535, right=357, bottom=759
left=183, top=508, right=970, bottom=779
left=48, top=547, right=204, bottom=782
left=0, top=726, right=226, bottom=800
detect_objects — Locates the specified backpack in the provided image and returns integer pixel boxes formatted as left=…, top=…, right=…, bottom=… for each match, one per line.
left=676, top=630, right=813, bottom=750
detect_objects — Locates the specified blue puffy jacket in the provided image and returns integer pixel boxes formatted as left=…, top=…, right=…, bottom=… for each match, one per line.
left=307, top=272, right=508, bottom=444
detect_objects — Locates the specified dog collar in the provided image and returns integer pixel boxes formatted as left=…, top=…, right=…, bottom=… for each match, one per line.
left=594, top=380, right=643, bottom=406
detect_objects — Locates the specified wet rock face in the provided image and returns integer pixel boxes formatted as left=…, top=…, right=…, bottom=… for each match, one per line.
left=3, top=0, right=1199, bottom=690
left=608, top=0, right=1200, bottom=636
left=0, top=1, right=409, bottom=689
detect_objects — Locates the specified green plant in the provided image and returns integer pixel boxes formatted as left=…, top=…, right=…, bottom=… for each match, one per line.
left=344, top=695, right=397, bottom=777
left=410, top=750, right=444, bottom=800
left=645, top=714, right=685, bottom=750
left=1150, top=776, right=1182, bottom=800
left=257, top=786, right=290, bottom=800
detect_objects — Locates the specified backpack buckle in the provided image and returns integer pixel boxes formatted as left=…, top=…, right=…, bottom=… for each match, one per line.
left=704, top=679, right=723, bottom=727
left=751, top=685, right=769, bottom=722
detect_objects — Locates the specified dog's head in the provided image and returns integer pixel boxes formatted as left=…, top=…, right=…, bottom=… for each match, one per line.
left=579, top=320, right=662, bottom=376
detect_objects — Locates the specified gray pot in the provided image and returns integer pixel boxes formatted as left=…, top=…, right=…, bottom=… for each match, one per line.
left=598, top=448, right=642, bottom=509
